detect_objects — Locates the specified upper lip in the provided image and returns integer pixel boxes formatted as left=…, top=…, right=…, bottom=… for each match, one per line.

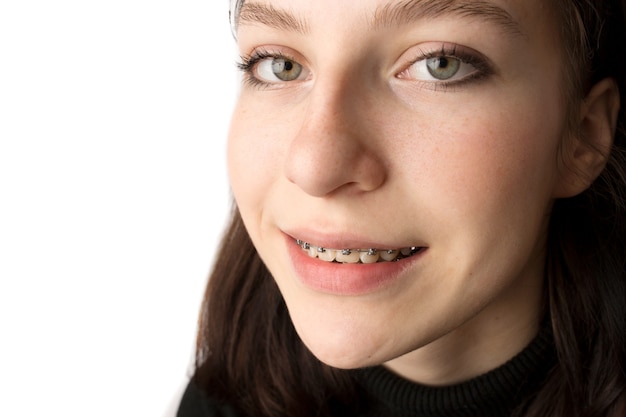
left=282, top=228, right=427, bottom=251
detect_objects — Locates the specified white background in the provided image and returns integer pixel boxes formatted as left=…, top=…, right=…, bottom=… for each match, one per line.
left=0, top=1, right=237, bottom=416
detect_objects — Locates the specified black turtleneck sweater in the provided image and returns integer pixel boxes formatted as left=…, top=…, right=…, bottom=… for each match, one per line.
left=177, top=327, right=555, bottom=417
left=357, top=327, right=555, bottom=417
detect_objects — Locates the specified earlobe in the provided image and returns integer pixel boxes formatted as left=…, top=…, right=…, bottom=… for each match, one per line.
left=553, top=78, right=620, bottom=198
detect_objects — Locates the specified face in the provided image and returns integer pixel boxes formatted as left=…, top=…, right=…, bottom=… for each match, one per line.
left=228, top=0, right=571, bottom=383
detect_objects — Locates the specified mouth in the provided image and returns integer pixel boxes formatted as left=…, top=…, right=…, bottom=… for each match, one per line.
left=295, top=239, right=426, bottom=264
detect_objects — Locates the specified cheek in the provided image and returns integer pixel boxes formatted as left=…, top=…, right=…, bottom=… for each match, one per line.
left=227, top=98, right=307, bottom=255
left=402, top=98, right=564, bottom=287
left=413, top=97, right=564, bottom=212
left=227, top=104, right=285, bottom=211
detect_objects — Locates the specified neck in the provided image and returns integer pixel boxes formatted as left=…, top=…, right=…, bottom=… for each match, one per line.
left=384, top=270, right=544, bottom=385
left=359, top=325, right=556, bottom=417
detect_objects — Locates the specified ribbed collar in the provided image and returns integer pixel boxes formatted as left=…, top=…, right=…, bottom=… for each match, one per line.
left=357, top=327, right=556, bottom=417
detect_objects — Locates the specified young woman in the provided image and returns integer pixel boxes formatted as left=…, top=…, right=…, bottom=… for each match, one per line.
left=178, top=0, right=626, bottom=416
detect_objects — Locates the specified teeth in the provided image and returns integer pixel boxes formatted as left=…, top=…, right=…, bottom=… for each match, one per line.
left=360, top=250, right=379, bottom=264
left=379, top=249, right=399, bottom=261
left=317, top=248, right=336, bottom=262
left=336, top=249, right=361, bottom=264
left=297, top=241, right=422, bottom=264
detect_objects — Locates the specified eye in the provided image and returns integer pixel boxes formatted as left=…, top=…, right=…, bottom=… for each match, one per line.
left=238, top=50, right=309, bottom=87
left=396, top=44, right=493, bottom=87
left=404, top=55, right=476, bottom=82
left=425, top=57, right=462, bottom=80
left=257, top=57, right=304, bottom=82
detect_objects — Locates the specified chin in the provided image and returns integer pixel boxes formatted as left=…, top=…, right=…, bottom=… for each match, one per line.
left=307, top=342, right=380, bottom=370
left=291, top=316, right=395, bottom=370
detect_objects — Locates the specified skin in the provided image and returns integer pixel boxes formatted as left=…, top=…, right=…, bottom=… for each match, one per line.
left=226, top=0, right=617, bottom=385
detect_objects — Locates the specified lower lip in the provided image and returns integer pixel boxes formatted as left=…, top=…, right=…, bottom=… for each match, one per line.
left=286, top=238, right=425, bottom=296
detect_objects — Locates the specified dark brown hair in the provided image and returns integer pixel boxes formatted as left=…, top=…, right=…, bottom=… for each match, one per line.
left=193, top=1, right=626, bottom=416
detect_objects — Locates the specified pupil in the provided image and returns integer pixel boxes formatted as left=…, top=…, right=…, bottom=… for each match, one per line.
left=271, top=58, right=302, bottom=81
left=426, top=56, right=460, bottom=80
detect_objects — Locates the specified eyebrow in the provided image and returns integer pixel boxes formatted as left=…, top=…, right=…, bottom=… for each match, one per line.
left=237, top=3, right=309, bottom=35
left=370, top=0, right=524, bottom=36
left=236, top=0, right=523, bottom=38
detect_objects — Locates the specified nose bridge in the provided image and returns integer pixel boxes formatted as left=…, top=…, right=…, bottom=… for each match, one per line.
left=284, top=70, right=387, bottom=197
left=308, top=73, right=363, bottom=138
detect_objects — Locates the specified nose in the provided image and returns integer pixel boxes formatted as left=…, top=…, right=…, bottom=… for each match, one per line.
left=284, top=80, right=387, bottom=197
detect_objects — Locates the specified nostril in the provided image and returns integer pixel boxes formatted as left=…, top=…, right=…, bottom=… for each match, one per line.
left=284, top=137, right=386, bottom=197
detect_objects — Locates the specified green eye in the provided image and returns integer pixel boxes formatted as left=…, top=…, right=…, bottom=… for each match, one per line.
left=399, top=45, right=486, bottom=86
left=239, top=51, right=309, bottom=87
left=270, top=58, right=303, bottom=81
left=425, top=57, right=461, bottom=80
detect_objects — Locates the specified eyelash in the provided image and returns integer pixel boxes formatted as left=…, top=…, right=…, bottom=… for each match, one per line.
left=237, top=49, right=298, bottom=89
left=402, top=44, right=494, bottom=91
left=236, top=45, right=493, bottom=90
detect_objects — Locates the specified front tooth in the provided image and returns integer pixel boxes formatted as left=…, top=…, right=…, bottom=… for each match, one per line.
left=360, top=250, right=380, bottom=264
left=336, top=249, right=360, bottom=264
left=380, top=249, right=399, bottom=261
left=318, top=248, right=336, bottom=262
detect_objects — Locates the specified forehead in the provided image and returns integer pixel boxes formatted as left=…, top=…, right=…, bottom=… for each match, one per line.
left=233, top=0, right=556, bottom=39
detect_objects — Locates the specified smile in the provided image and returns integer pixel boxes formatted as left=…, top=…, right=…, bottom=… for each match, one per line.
left=295, top=239, right=425, bottom=264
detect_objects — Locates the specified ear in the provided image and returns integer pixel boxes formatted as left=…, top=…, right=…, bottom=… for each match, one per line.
left=553, top=78, right=620, bottom=198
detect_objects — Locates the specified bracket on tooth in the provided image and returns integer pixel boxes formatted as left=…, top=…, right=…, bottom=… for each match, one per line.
left=303, top=242, right=310, bottom=250
left=297, top=240, right=311, bottom=250
left=296, top=239, right=422, bottom=262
